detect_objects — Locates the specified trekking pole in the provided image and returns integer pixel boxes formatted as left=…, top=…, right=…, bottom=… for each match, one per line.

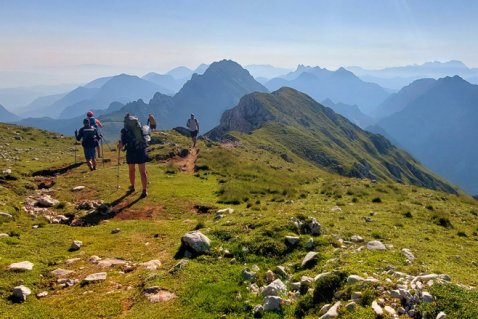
left=74, top=143, right=77, bottom=164
left=101, top=136, right=105, bottom=168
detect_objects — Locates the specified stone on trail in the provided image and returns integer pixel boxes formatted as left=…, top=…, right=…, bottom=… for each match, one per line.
left=69, top=240, right=83, bottom=251
left=181, top=230, right=211, bottom=254
left=71, top=186, right=85, bottom=192
left=83, top=272, right=107, bottom=284
left=263, top=295, right=282, bottom=312
left=0, top=212, right=13, bottom=218
left=51, top=268, right=74, bottom=277
left=320, top=301, right=341, bottom=319
left=12, top=285, right=31, bottom=302
left=301, top=251, right=318, bottom=268
left=139, top=260, right=162, bottom=270
left=9, top=261, right=34, bottom=271
left=97, top=258, right=127, bottom=268
left=144, top=286, right=177, bottom=303
left=367, top=240, right=386, bottom=250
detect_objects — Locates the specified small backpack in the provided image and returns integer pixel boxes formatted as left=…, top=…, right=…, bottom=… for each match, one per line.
left=124, top=115, right=150, bottom=149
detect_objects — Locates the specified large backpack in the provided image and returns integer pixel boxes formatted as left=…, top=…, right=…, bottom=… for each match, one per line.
left=124, top=115, right=151, bottom=149
left=82, top=127, right=97, bottom=147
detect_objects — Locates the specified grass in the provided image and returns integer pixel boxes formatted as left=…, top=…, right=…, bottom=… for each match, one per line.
left=1, top=123, right=478, bottom=318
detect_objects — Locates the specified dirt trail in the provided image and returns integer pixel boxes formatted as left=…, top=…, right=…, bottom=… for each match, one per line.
left=171, top=148, right=198, bottom=173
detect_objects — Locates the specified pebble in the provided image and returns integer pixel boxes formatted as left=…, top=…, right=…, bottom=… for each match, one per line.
left=69, top=240, right=83, bottom=251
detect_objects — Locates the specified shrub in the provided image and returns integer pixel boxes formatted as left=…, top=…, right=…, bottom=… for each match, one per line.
left=313, top=272, right=347, bottom=304
left=371, top=197, right=382, bottom=203
left=433, top=215, right=453, bottom=228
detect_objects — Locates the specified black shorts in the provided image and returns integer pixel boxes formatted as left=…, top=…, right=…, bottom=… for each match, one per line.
left=190, top=130, right=198, bottom=138
left=150, top=124, right=156, bottom=130
left=126, top=148, right=148, bottom=164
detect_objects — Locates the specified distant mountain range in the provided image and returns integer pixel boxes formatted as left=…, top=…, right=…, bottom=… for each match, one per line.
left=264, top=65, right=390, bottom=115
left=375, top=76, right=478, bottom=194
left=321, top=98, right=374, bottom=128
left=244, top=64, right=293, bottom=80
left=0, top=104, right=20, bottom=123
left=206, top=87, right=455, bottom=193
left=347, top=60, right=478, bottom=90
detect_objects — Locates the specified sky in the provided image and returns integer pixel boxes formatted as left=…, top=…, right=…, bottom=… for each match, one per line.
left=0, top=0, right=477, bottom=86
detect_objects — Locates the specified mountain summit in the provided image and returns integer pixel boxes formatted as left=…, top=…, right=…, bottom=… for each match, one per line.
left=207, top=87, right=455, bottom=193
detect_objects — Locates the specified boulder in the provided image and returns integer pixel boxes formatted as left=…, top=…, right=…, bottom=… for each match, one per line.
left=384, top=306, right=397, bottom=316
left=367, top=240, right=386, bottom=250
left=320, top=301, right=341, bottom=318
left=347, top=275, right=364, bottom=284
left=144, top=286, right=177, bottom=303
left=12, top=285, right=31, bottom=302
left=301, top=251, right=318, bottom=268
left=319, top=304, right=332, bottom=316
left=263, top=296, right=282, bottom=312
left=83, top=272, right=107, bottom=284
left=9, top=261, right=34, bottom=271
left=262, top=279, right=287, bottom=296
left=310, top=218, right=321, bottom=236
left=314, top=271, right=332, bottom=282
left=181, top=231, right=211, bottom=254
left=139, top=260, right=162, bottom=270
left=265, top=270, right=276, bottom=284
left=69, top=240, right=83, bottom=251
left=284, top=236, right=300, bottom=246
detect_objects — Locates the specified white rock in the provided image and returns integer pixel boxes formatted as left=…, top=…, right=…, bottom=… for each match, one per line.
left=422, top=291, right=433, bottom=303
left=71, top=186, right=85, bottom=192
left=275, top=265, right=290, bottom=279
left=371, top=300, right=383, bottom=316
left=0, top=233, right=10, bottom=237
left=402, top=248, right=416, bottom=262
left=65, top=257, right=81, bottom=265
left=0, top=212, right=13, bottom=218
left=2, top=169, right=12, bottom=174
left=347, top=275, right=365, bottom=284
left=51, top=268, right=74, bottom=277
left=36, top=195, right=59, bottom=207
left=384, top=305, right=397, bottom=316
left=367, top=240, right=386, bottom=250
left=97, top=258, right=127, bottom=268
left=263, top=296, right=282, bottom=312
left=9, top=261, right=34, bottom=271
left=314, top=271, right=332, bottom=282
left=144, top=286, right=176, bottom=303
left=436, top=311, right=447, bottom=319
left=83, top=272, right=107, bottom=283
left=88, top=255, right=102, bottom=264
left=12, top=285, right=31, bottom=302
left=320, top=301, right=341, bottom=318
left=300, top=276, right=314, bottom=288
left=390, top=289, right=401, bottom=299
left=284, top=236, right=300, bottom=246
left=217, top=208, right=234, bottom=214
left=69, top=240, right=82, bottom=251
left=319, top=304, right=332, bottom=315
left=139, top=260, right=162, bottom=270
left=181, top=230, right=211, bottom=254
left=330, top=206, right=342, bottom=212
left=36, top=291, right=48, bottom=299
left=290, top=282, right=301, bottom=291
left=350, top=235, right=364, bottom=243
left=262, top=279, right=287, bottom=296
left=301, top=251, right=318, bottom=268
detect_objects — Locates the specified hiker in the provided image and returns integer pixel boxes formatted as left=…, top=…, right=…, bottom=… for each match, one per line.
left=86, top=111, right=103, bottom=158
left=75, top=118, right=100, bottom=171
left=186, top=113, right=199, bottom=148
left=147, top=113, right=157, bottom=130
left=117, top=113, right=149, bottom=198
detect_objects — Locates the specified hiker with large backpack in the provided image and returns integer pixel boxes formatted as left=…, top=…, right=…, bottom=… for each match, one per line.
left=86, top=111, right=103, bottom=158
left=186, top=113, right=199, bottom=148
left=117, top=113, right=150, bottom=198
left=147, top=113, right=157, bottom=131
left=75, top=118, right=100, bottom=171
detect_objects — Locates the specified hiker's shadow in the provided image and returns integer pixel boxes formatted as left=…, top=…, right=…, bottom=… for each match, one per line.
left=74, top=192, right=143, bottom=226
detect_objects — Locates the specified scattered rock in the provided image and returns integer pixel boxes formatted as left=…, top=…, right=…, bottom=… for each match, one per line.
left=241, top=268, right=257, bottom=281
left=319, top=304, right=332, bottom=316
left=314, top=271, right=332, bottom=282
left=83, top=272, right=107, bottom=284
left=36, top=195, right=59, bottom=208
left=275, top=266, right=290, bottom=279
left=301, top=251, right=318, bottom=268
left=36, top=291, right=48, bottom=299
left=69, top=240, right=83, bottom=251
left=367, top=240, right=386, bottom=250
left=181, top=231, right=211, bottom=255
left=169, top=259, right=188, bottom=273
left=64, top=257, right=81, bottom=265
left=0, top=212, right=13, bottom=218
left=51, top=268, right=74, bottom=277
left=217, top=208, right=234, bottom=214
left=320, top=301, right=341, bottom=318
left=263, top=295, right=282, bottom=312
left=284, top=236, right=300, bottom=246
left=9, top=261, right=34, bottom=271
left=384, top=305, right=397, bottom=316
left=12, top=285, right=31, bottom=302
left=310, top=218, right=321, bottom=236
left=436, top=311, right=447, bottom=319
left=265, top=270, right=276, bottom=284
left=2, top=168, right=12, bottom=174
left=0, top=233, right=10, bottom=237
left=262, top=279, right=287, bottom=296
left=351, top=291, right=362, bottom=302
left=144, top=286, right=177, bottom=303
left=345, top=301, right=356, bottom=312
left=111, top=228, right=121, bottom=234
left=139, top=260, right=162, bottom=270
left=71, top=186, right=85, bottom=192
left=364, top=216, right=373, bottom=222
left=88, top=255, right=102, bottom=264
left=350, top=235, right=364, bottom=243
left=330, top=206, right=342, bottom=213
left=371, top=300, right=383, bottom=316
left=97, top=258, right=127, bottom=268
left=422, top=291, right=433, bottom=303
left=251, top=264, right=260, bottom=272
left=58, top=278, right=78, bottom=288
left=402, top=248, right=416, bottom=262
left=253, top=304, right=264, bottom=318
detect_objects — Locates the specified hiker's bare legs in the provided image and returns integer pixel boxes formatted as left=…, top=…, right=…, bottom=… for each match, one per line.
left=128, top=164, right=136, bottom=189
left=92, top=158, right=97, bottom=169
left=192, top=137, right=197, bottom=148
left=138, top=163, right=147, bottom=192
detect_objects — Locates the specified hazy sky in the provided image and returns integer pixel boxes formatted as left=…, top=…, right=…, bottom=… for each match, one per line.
left=1, top=0, right=477, bottom=86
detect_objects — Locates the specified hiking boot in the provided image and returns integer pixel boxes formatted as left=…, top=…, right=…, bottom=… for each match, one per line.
left=127, top=185, right=135, bottom=193
left=140, top=190, right=148, bottom=198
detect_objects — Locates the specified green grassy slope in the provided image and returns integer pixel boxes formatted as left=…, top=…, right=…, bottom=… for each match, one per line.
left=207, top=87, right=457, bottom=194
left=0, top=123, right=477, bottom=319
